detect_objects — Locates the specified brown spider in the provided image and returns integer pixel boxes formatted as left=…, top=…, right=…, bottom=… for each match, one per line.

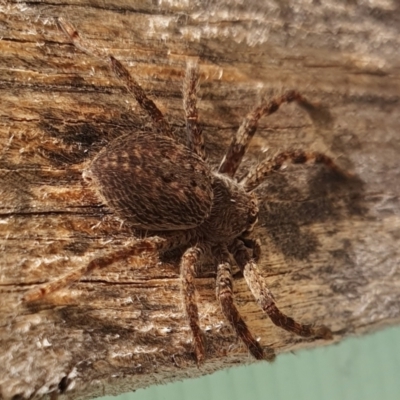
left=23, top=17, right=340, bottom=364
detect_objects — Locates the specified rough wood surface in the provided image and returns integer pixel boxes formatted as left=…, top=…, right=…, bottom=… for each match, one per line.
left=1, top=1, right=400, bottom=399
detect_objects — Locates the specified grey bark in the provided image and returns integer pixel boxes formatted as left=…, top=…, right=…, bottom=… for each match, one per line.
left=0, top=1, right=399, bottom=399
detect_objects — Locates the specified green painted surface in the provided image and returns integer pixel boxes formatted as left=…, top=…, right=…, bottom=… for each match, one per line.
left=100, top=326, right=400, bottom=400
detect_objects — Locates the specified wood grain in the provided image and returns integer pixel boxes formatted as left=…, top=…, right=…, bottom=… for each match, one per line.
left=1, top=1, right=399, bottom=399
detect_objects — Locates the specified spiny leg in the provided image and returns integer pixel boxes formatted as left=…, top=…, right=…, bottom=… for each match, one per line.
left=57, top=17, right=173, bottom=138
left=230, top=239, right=332, bottom=340
left=180, top=245, right=206, bottom=364
left=218, top=91, right=307, bottom=177
left=183, top=62, right=206, bottom=160
left=23, top=233, right=189, bottom=303
left=243, top=261, right=332, bottom=338
left=216, top=247, right=275, bottom=361
left=241, top=149, right=350, bottom=192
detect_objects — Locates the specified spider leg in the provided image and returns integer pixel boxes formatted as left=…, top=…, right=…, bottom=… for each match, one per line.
left=216, top=247, right=275, bottom=361
left=23, top=234, right=186, bottom=303
left=242, top=149, right=350, bottom=192
left=180, top=245, right=206, bottom=364
left=218, top=91, right=306, bottom=177
left=230, top=239, right=333, bottom=340
left=183, top=62, right=206, bottom=160
left=57, top=17, right=173, bottom=138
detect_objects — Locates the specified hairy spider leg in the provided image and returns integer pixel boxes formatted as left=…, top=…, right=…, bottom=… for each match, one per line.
left=243, top=260, right=332, bottom=339
left=242, top=149, right=350, bottom=192
left=230, top=239, right=333, bottom=340
left=57, top=17, right=173, bottom=138
left=183, top=62, right=206, bottom=160
left=180, top=245, right=207, bottom=364
left=218, top=91, right=307, bottom=177
left=216, top=246, right=276, bottom=361
left=23, top=234, right=191, bottom=303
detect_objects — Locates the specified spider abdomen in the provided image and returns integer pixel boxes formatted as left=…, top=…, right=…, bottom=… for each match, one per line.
left=85, top=133, right=213, bottom=230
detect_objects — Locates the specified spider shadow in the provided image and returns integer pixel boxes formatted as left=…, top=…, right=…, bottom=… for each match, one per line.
left=256, top=167, right=366, bottom=261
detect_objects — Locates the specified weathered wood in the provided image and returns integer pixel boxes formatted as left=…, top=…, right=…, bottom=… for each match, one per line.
left=1, top=1, right=399, bottom=399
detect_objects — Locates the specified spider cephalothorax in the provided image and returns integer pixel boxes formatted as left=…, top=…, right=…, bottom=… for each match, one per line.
left=24, top=17, right=344, bottom=364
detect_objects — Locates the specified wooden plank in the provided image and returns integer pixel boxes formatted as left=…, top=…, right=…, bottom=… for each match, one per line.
left=1, top=1, right=399, bottom=399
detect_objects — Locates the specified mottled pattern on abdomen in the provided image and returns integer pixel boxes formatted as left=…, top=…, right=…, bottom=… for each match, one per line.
left=88, top=133, right=213, bottom=230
